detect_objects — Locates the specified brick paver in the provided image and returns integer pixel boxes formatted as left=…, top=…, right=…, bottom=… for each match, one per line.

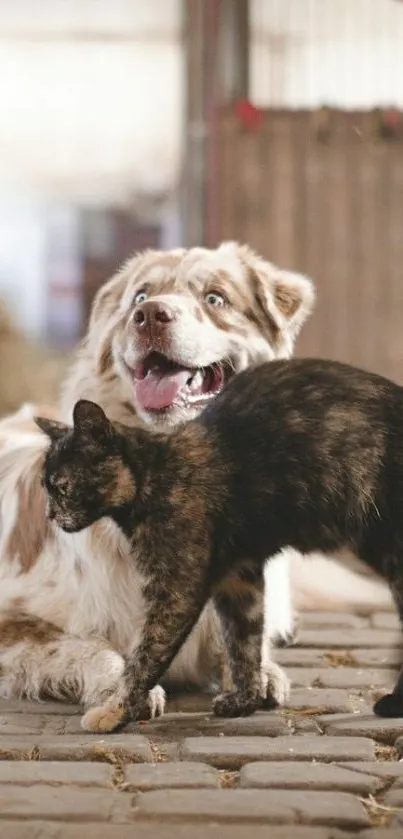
left=284, top=686, right=370, bottom=712
left=286, top=665, right=398, bottom=688
left=319, top=713, right=403, bottom=743
left=124, top=761, right=220, bottom=789
left=239, top=761, right=384, bottom=794
left=0, top=761, right=114, bottom=786
left=135, top=787, right=371, bottom=828
left=297, top=628, right=402, bottom=649
left=371, top=613, right=401, bottom=630
left=0, top=827, right=366, bottom=839
left=181, top=734, right=377, bottom=766
left=0, top=609, right=402, bottom=835
left=337, top=761, right=403, bottom=780
left=384, top=787, right=403, bottom=807
left=0, top=785, right=133, bottom=822
left=0, top=733, right=153, bottom=762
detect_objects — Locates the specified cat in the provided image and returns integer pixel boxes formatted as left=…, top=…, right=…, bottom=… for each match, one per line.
left=36, top=357, right=403, bottom=733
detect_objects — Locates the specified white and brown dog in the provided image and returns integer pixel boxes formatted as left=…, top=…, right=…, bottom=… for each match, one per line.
left=0, top=242, right=391, bottom=728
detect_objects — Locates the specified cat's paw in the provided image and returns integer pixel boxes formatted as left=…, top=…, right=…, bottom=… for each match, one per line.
left=261, top=660, right=291, bottom=708
left=213, top=690, right=261, bottom=718
left=81, top=684, right=166, bottom=733
left=373, top=692, right=403, bottom=718
left=81, top=699, right=127, bottom=733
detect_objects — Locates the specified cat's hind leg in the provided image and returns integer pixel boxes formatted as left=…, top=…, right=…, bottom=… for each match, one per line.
left=213, top=564, right=290, bottom=718
left=373, top=571, right=403, bottom=717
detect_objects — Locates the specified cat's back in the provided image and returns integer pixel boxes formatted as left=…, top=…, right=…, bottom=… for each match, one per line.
left=193, top=359, right=403, bottom=561
left=198, top=358, right=403, bottom=458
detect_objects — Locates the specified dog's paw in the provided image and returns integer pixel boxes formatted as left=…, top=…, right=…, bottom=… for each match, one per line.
left=373, top=692, right=403, bottom=718
left=261, top=661, right=291, bottom=708
left=272, top=625, right=299, bottom=648
left=81, top=700, right=126, bottom=733
left=213, top=690, right=261, bottom=718
left=147, top=684, right=166, bottom=718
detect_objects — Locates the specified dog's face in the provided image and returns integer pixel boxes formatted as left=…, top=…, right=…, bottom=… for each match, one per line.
left=35, top=402, right=135, bottom=533
left=70, top=242, right=315, bottom=430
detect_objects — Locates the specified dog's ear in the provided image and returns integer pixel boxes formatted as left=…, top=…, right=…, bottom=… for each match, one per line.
left=86, top=268, right=129, bottom=378
left=241, top=245, right=315, bottom=352
left=34, top=416, right=68, bottom=442
left=88, top=271, right=127, bottom=335
left=72, top=399, right=114, bottom=443
left=271, top=269, right=315, bottom=338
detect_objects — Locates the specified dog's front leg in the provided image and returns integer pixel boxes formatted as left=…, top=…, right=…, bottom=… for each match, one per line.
left=264, top=549, right=297, bottom=647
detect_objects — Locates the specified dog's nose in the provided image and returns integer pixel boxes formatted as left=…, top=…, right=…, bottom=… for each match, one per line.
left=133, top=301, right=176, bottom=330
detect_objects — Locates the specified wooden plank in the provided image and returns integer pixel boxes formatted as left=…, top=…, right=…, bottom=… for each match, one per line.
left=217, top=111, right=237, bottom=242
left=386, top=137, right=403, bottom=383
left=216, top=107, right=403, bottom=379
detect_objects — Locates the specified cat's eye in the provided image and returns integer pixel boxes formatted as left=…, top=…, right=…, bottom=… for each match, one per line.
left=134, top=290, right=147, bottom=306
left=205, top=291, right=225, bottom=307
left=53, top=479, right=68, bottom=496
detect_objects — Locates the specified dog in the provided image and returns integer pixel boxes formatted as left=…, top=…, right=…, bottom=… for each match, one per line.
left=0, top=242, right=318, bottom=724
left=37, top=357, right=403, bottom=733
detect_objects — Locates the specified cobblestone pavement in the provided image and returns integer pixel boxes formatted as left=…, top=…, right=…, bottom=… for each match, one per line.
left=0, top=609, right=403, bottom=837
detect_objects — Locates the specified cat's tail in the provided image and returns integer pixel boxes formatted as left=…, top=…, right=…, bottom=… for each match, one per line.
left=289, top=548, right=393, bottom=614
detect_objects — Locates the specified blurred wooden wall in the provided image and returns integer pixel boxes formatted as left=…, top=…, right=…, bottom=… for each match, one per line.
left=218, top=108, right=403, bottom=383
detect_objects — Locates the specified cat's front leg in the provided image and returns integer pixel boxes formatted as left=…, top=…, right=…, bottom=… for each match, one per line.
left=82, top=569, right=209, bottom=733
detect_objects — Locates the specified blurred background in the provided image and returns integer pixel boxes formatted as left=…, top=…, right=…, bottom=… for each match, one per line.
left=0, top=0, right=403, bottom=413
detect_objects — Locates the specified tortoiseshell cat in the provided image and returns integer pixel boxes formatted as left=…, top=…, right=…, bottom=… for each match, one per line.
left=37, top=358, right=403, bottom=732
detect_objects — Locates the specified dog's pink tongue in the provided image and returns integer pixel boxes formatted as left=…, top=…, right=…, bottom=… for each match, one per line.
left=134, top=368, right=190, bottom=410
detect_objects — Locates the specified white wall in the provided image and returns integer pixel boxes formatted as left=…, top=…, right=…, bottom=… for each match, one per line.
left=0, top=0, right=183, bottom=202
left=1, top=0, right=402, bottom=206
left=0, top=195, right=49, bottom=337
left=0, top=1, right=183, bottom=339
left=250, top=0, right=403, bottom=108
left=2, top=0, right=403, bottom=340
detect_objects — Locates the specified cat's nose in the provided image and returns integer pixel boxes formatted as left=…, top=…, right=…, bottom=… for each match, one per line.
left=133, top=301, right=177, bottom=331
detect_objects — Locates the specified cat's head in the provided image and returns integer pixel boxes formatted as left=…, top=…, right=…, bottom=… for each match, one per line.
left=35, top=400, right=135, bottom=532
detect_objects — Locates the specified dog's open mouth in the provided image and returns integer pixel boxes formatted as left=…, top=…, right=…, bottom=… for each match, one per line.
left=133, top=351, right=229, bottom=412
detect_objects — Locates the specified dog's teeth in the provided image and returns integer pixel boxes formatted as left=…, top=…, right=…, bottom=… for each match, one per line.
left=188, top=370, right=203, bottom=392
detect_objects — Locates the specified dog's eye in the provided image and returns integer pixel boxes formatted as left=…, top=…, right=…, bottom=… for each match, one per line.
left=134, top=290, right=147, bottom=306
left=205, top=292, right=225, bottom=307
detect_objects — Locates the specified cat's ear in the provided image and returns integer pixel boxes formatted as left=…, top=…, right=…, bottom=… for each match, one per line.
left=34, top=416, right=68, bottom=442
left=72, top=399, right=113, bottom=442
